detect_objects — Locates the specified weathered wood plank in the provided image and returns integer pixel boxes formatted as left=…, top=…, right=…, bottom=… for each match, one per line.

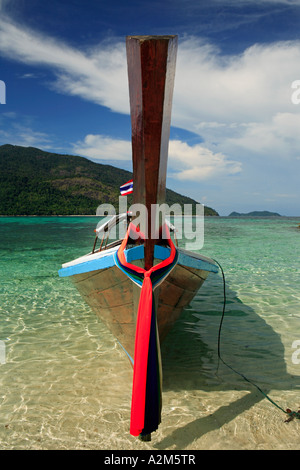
left=126, top=35, right=178, bottom=269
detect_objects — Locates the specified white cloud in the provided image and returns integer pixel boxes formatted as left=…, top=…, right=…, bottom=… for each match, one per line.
left=168, top=140, right=242, bottom=180
left=1, top=11, right=299, bottom=132
left=0, top=123, right=51, bottom=148
left=172, top=37, right=300, bottom=130
left=226, top=112, right=300, bottom=157
left=73, top=134, right=241, bottom=181
left=0, top=15, right=129, bottom=113
left=73, top=134, right=131, bottom=161
left=0, top=111, right=52, bottom=148
left=0, top=1, right=300, bottom=203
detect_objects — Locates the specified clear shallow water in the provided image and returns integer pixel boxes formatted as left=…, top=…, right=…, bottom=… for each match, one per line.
left=0, top=216, right=300, bottom=450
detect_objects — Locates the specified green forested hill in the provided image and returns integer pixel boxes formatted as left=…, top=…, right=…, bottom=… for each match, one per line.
left=0, top=144, right=218, bottom=216
left=229, top=211, right=281, bottom=217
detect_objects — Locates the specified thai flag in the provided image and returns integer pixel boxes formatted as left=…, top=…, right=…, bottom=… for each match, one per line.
left=120, top=179, right=133, bottom=196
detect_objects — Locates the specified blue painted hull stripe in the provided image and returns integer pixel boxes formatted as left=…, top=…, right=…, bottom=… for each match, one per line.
left=58, top=244, right=218, bottom=278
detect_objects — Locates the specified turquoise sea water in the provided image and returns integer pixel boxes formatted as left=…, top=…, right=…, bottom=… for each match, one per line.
left=0, top=216, right=299, bottom=450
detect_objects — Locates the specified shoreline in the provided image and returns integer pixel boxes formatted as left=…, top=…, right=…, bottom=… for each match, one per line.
left=0, top=214, right=220, bottom=218
left=0, top=214, right=103, bottom=218
left=1, top=214, right=300, bottom=219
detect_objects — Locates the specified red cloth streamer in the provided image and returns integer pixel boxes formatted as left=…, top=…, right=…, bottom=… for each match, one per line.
left=116, top=223, right=177, bottom=436
left=130, top=272, right=153, bottom=436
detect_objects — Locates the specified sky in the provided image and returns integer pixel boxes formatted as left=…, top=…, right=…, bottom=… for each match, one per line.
left=0, top=0, right=300, bottom=216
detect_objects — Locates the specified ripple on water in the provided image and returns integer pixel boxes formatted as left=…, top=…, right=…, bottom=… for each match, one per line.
left=0, top=217, right=300, bottom=449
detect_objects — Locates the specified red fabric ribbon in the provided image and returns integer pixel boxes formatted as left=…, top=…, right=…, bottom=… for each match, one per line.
left=130, top=272, right=153, bottom=436
left=116, top=223, right=177, bottom=436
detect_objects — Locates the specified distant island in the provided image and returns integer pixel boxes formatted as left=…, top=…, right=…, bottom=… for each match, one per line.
left=0, top=144, right=219, bottom=216
left=229, top=211, right=281, bottom=217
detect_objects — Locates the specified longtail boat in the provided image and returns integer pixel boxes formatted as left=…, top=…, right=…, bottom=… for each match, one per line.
left=59, top=35, right=218, bottom=441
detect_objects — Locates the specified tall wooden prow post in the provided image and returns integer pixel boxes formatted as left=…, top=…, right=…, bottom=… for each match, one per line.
left=126, top=35, right=178, bottom=270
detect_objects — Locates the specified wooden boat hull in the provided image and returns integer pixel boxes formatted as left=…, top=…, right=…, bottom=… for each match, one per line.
left=59, top=36, right=219, bottom=438
left=59, top=244, right=218, bottom=361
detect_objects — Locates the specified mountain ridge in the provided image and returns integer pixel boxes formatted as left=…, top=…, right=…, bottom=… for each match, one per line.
left=0, top=144, right=219, bottom=216
left=229, top=210, right=281, bottom=217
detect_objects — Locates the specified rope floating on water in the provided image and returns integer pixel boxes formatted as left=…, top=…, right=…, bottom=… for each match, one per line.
left=213, top=258, right=300, bottom=424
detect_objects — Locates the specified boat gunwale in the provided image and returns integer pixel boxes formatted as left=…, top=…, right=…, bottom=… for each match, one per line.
left=59, top=243, right=218, bottom=278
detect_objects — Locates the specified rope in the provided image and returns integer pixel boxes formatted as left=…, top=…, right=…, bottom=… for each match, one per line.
left=213, top=258, right=300, bottom=423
